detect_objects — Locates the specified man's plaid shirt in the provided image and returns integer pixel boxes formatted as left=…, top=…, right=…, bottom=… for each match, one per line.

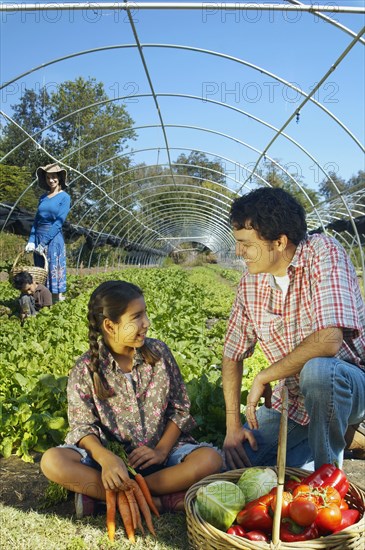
left=224, top=234, right=365, bottom=425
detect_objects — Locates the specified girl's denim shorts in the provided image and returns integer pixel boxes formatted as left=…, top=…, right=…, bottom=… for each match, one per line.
left=59, top=441, right=218, bottom=473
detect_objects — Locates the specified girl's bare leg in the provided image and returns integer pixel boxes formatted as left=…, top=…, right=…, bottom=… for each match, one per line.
left=41, top=446, right=222, bottom=512
left=41, top=447, right=106, bottom=500
left=145, top=447, right=223, bottom=511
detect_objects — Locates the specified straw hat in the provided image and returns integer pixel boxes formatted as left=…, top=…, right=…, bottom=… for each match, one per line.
left=36, top=163, right=68, bottom=190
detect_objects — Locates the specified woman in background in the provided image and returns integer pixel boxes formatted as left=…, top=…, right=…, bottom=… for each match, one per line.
left=25, top=163, right=71, bottom=302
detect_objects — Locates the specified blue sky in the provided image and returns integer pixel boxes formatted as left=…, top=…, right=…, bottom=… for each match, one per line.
left=1, top=1, right=364, bottom=192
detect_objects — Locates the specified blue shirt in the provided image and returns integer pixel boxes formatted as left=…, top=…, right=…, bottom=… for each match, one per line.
left=29, top=191, right=71, bottom=246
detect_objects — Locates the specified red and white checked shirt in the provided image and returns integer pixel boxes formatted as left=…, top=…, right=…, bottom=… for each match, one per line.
left=224, top=234, right=365, bottom=425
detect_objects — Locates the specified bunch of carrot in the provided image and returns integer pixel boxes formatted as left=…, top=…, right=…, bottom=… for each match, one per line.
left=106, top=476, right=158, bottom=543
left=105, top=442, right=160, bottom=543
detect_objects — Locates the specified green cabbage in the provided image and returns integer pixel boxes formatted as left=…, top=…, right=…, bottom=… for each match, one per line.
left=237, top=467, right=277, bottom=503
left=195, top=480, right=246, bottom=531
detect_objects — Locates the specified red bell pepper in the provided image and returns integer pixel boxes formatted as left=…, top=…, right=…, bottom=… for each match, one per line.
left=244, top=493, right=274, bottom=509
left=284, top=473, right=304, bottom=493
left=303, top=464, right=349, bottom=498
left=303, top=463, right=337, bottom=485
left=332, top=509, right=361, bottom=533
left=280, top=519, right=319, bottom=542
left=236, top=500, right=273, bottom=534
left=322, top=469, right=350, bottom=498
left=245, top=530, right=269, bottom=542
left=227, top=525, right=247, bottom=537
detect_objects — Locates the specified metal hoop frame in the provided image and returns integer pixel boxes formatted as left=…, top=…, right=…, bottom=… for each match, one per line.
left=0, top=2, right=364, bottom=283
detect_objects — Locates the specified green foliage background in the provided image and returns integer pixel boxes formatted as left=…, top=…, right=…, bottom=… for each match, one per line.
left=0, top=265, right=268, bottom=462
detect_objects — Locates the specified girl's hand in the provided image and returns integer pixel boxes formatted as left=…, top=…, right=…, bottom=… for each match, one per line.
left=98, top=450, right=134, bottom=492
left=128, top=445, right=166, bottom=470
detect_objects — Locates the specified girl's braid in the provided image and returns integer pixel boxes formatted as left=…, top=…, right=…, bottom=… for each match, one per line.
left=87, top=295, right=112, bottom=400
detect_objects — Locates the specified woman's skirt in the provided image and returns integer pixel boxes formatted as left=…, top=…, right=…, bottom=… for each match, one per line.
left=34, top=225, right=67, bottom=293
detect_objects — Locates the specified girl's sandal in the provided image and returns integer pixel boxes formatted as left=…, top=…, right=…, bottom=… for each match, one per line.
left=160, top=491, right=187, bottom=513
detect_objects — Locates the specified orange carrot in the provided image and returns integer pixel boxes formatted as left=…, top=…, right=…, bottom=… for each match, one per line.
left=106, top=489, right=117, bottom=542
left=134, top=473, right=160, bottom=517
left=135, top=504, right=145, bottom=535
left=128, top=490, right=144, bottom=534
left=131, top=480, right=157, bottom=537
left=125, top=489, right=138, bottom=531
left=117, top=491, right=136, bottom=543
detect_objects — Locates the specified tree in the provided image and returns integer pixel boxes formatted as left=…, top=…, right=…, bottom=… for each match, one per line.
left=173, top=151, right=226, bottom=185
left=0, top=164, right=38, bottom=211
left=252, top=161, right=319, bottom=210
left=0, top=77, right=136, bottom=221
left=319, top=171, right=349, bottom=201
left=347, top=170, right=365, bottom=193
left=0, top=88, right=56, bottom=173
left=49, top=78, right=134, bottom=177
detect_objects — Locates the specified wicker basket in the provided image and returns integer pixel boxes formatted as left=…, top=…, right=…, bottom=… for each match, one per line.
left=185, top=466, right=365, bottom=549
left=10, top=250, right=48, bottom=285
left=186, top=387, right=364, bottom=550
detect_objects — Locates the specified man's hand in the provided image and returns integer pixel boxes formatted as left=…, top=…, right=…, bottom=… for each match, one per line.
left=128, top=445, right=166, bottom=470
left=246, top=380, right=272, bottom=430
left=223, top=427, right=258, bottom=469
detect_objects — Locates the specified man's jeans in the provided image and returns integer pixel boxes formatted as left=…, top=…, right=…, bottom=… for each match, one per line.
left=242, top=358, right=365, bottom=470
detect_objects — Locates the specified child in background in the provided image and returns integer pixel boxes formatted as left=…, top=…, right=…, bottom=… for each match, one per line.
left=13, top=271, right=53, bottom=321
left=41, top=280, right=222, bottom=516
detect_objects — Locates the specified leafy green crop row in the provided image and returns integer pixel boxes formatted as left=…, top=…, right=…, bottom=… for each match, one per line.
left=0, top=266, right=268, bottom=461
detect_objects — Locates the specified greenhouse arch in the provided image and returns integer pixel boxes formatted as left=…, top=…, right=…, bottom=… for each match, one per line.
left=1, top=2, right=364, bottom=286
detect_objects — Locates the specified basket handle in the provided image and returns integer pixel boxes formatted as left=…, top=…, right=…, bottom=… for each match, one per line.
left=36, top=250, right=49, bottom=272
left=272, top=385, right=288, bottom=545
left=12, top=250, right=49, bottom=273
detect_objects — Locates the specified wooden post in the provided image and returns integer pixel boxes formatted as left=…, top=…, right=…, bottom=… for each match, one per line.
left=272, top=385, right=288, bottom=545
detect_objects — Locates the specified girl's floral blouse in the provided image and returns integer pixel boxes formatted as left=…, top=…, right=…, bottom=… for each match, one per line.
left=65, top=338, right=197, bottom=454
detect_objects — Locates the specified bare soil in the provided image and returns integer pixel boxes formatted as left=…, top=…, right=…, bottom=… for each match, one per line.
left=0, top=453, right=364, bottom=517
left=0, top=453, right=73, bottom=516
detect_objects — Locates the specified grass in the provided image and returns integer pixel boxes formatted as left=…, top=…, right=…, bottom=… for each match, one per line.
left=2, top=262, right=362, bottom=548
left=0, top=505, right=190, bottom=550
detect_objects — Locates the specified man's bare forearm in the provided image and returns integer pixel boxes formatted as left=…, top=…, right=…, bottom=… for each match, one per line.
left=222, top=356, right=243, bottom=431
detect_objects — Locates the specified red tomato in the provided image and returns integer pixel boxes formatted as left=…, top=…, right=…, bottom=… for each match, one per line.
left=270, top=491, right=293, bottom=518
left=292, top=484, right=312, bottom=498
left=316, top=486, right=341, bottom=507
left=315, top=504, right=342, bottom=534
left=227, top=525, right=246, bottom=537
left=292, top=484, right=319, bottom=507
left=339, top=498, right=349, bottom=511
left=285, top=480, right=301, bottom=493
left=289, top=497, right=318, bottom=526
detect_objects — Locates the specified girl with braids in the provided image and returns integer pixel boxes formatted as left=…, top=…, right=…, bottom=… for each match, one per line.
left=41, top=280, right=222, bottom=516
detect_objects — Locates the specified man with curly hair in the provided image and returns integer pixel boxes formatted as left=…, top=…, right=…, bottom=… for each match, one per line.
left=222, top=187, right=365, bottom=470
